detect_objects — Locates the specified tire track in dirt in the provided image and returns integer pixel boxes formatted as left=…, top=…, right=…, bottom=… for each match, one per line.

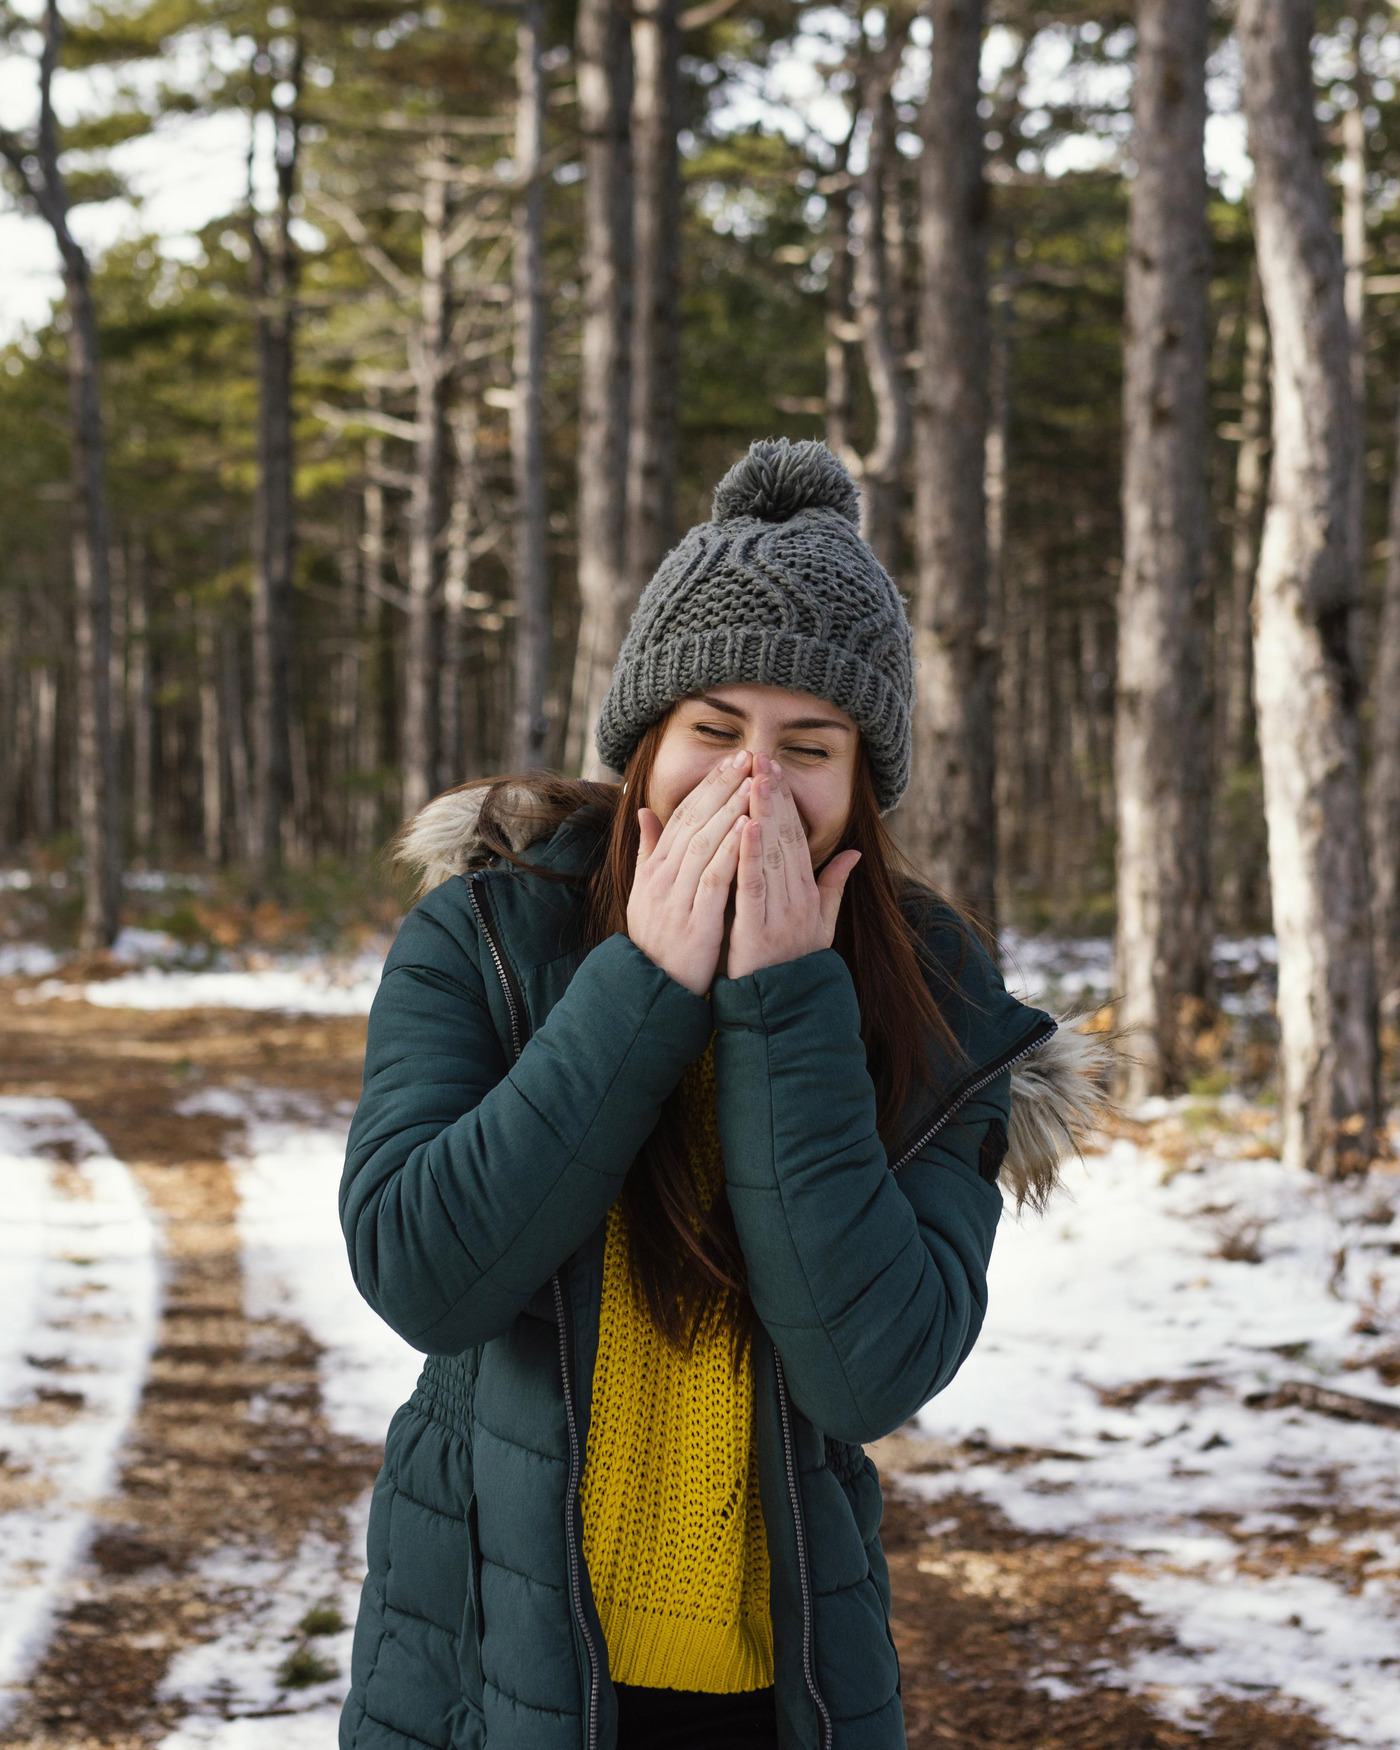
left=0, top=996, right=379, bottom=1749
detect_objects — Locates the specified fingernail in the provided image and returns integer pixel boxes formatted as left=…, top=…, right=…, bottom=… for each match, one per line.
left=771, top=761, right=783, bottom=780
left=738, top=777, right=751, bottom=796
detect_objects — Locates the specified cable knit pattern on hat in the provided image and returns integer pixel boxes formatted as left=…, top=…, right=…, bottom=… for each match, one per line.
left=596, top=437, right=915, bottom=812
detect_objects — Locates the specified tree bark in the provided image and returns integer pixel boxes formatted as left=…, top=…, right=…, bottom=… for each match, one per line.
left=1239, top=0, right=1381, bottom=1175
left=1368, top=387, right=1400, bottom=1021
left=248, top=53, right=302, bottom=872
left=824, top=163, right=857, bottom=464
left=909, top=0, right=995, bottom=924
left=1215, top=274, right=1269, bottom=933
left=567, top=0, right=633, bottom=777
left=1342, top=14, right=1368, bottom=569
left=65, top=251, right=121, bottom=944
left=440, top=401, right=479, bottom=788
left=510, top=4, right=551, bottom=769
left=625, top=0, right=681, bottom=596
left=401, top=147, right=453, bottom=817
left=1113, top=0, right=1214, bottom=1101
left=196, top=607, right=223, bottom=863
left=853, top=78, right=911, bottom=575
left=356, top=432, right=388, bottom=854
left=0, top=0, right=122, bottom=939
left=127, top=537, right=153, bottom=861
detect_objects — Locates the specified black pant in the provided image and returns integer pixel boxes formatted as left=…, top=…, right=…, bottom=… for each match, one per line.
left=614, top=1683, right=779, bottom=1750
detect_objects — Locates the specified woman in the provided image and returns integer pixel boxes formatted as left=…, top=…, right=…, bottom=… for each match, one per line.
left=339, top=439, right=1104, bottom=1750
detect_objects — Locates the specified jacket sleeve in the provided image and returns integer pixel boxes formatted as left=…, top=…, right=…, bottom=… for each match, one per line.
left=341, top=895, right=712, bottom=1355
left=710, top=947, right=1007, bottom=1444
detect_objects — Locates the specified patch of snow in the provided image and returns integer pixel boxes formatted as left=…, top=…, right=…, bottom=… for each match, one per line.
left=0, top=944, right=58, bottom=976
left=156, top=1505, right=368, bottom=1742
left=0, top=1100, right=159, bottom=1721
left=908, top=1125, right=1400, bottom=1743
left=156, top=1093, right=417, bottom=1745
left=80, top=951, right=386, bottom=1016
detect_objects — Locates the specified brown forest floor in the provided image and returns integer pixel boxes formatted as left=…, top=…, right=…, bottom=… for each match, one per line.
left=0, top=985, right=1338, bottom=1748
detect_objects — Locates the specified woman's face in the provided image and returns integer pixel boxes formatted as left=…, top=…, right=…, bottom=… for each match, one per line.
left=645, top=683, right=859, bottom=869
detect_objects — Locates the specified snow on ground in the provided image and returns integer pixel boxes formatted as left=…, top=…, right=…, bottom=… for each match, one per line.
left=909, top=1112, right=1400, bottom=1744
left=76, top=952, right=385, bottom=1016
left=155, top=1089, right=420, bottom=1747
left=0, top=1100, right=159, bottom=1721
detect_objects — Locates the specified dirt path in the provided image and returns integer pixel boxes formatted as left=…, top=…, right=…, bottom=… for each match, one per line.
left=0, top=996, right=378, bottom=1748
left=0, top=988, right=1342, bottom=1747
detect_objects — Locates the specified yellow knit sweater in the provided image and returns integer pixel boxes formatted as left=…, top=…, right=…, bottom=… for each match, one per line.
left=578, top=1036, right=773, bottom=1693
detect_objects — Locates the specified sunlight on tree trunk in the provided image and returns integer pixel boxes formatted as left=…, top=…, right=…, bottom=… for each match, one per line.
left=1240, top=0, right=1381, bottom=1175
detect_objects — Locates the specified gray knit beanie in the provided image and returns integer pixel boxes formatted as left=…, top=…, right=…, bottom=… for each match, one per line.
left=595, top=438, right=915, bottom=812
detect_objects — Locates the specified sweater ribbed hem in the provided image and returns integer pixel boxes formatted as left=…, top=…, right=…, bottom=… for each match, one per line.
left=596, top=1596, right=774, bottom=1693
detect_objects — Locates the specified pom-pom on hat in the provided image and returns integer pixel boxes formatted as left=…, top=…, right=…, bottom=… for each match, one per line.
left=595, top=437, right=915, bottom=812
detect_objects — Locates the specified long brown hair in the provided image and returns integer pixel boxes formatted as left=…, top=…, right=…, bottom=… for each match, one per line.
left=446, top=713, right=980, bottom=1367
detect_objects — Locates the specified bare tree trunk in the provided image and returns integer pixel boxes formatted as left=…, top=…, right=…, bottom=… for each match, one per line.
left=32, top=666, right=57, bottom=842
left=567, top=0, right=632, bottom=776
left=0, top=2, right=121, bottom=937
left=64, top=252, right=121, bottom=943
left=223, top=628, right=254, bottom=864
left=440, top=402, right=479, bottom=788
left=853, top=77, right=911, bottom=575
left=1113, top=0, right=1214, bottom=1101
left=1342, top=15, right=1368, bottom=568
left=511, top=3, right=550, bottom=768
left=909, top=0, right=995, bottom=925
left=248, top=49, right=302, bottom=871
left=196, top=607, right=223, bottom=864
left=127, top=538, right=153, bottom=861
left=402, top=149, right=453, bottom=817
left=824, top=161, right=857, bottom=463
left=1239, top=0, right=1381, bottom=1175
left=625, top=0, right=681, bottom=595
left=356, top=438, right=387, bottom=853
left=1216, top=275, right=1269, bottom=933
left=1368, top=386, right=1400, bottom=1020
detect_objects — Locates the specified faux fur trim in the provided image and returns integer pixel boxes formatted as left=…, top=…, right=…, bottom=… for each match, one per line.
left=1004, top=1018, right=1114, bottom=1212
left=394, top=782, right=557, bottom=896
left=395, top=783, right=1115, bottom=1206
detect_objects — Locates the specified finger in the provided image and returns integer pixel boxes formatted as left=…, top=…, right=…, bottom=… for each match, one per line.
left=751, top=769, right=788, bottom=899
left=636, top=807, right=663, bottom=866
left=816, top=850, right=861, bottom=937
left=736, top=816, right=766, bottom=915
left=693, top=814, right=745, bottom=923
left=678, top=773, right=753, bottom=893
left=768, top=761, right=814, bottom=903
left=655, top=751, right=752, bottom=860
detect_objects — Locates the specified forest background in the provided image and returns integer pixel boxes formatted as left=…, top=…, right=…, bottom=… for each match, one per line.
left=2, top=0, right=1399, bottom=1141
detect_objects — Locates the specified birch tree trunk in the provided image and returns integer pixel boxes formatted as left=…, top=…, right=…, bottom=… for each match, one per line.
left=567, top=0, right=632, bottom=776
left=1113, top=0, right=1214, bottom=1101
left=401, top=148, right=453, bottom=817
left=1368, top=391, right=1400, bottom=1019
left=823, top=162, right=857, bottom=463
left=1342, top=14, right=1368, bottom=567
left=356, top=436, right=387, bottom=854
left=1239, top=0, right=1381, bottom=1175
left=625, top=0, right=681, bottom=595
left=510, top=3, right=550, bottom=768
left=909, top=0, right=995, bottom=924
left=128, top=538, right=153, bottom=861
left=249, top=54, right=302, bottom=871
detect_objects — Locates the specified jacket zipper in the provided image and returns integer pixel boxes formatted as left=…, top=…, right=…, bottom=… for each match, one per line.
left=774, top=1351, right=833, bottom=1750
left=888, top=1016, right=1057, bottom=1175
left=468, top=871, right=600, bottom=1750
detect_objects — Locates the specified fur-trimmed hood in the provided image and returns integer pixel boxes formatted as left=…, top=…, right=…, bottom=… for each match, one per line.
left=395, top=783, right=1113, bottom=1209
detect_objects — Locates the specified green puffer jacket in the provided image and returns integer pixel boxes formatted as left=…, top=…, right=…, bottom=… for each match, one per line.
left=340, top=789, right=1092, bottom=1750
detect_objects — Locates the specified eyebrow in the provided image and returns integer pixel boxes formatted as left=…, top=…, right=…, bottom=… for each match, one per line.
left=691, top=693, right=853, bottom=734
